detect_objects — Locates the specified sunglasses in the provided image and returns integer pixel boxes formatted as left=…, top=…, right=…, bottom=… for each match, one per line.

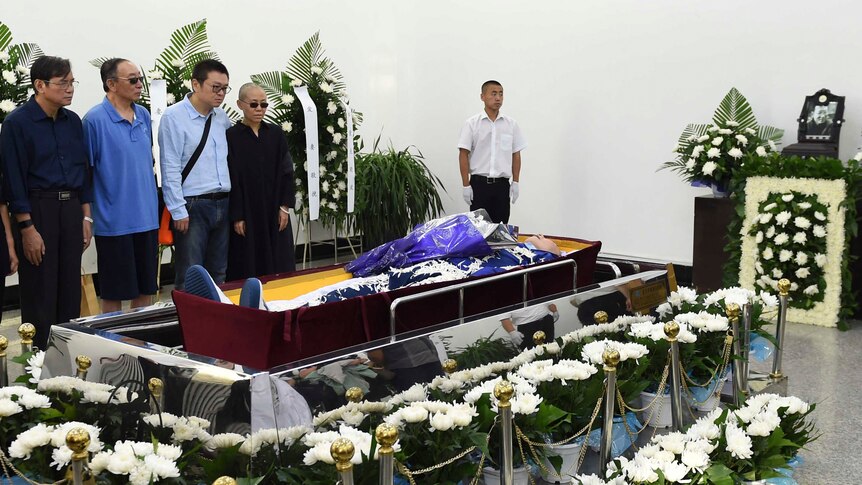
left=240, top=100, right=269, bottom=109
left=113, top=76, right=144, bottom=85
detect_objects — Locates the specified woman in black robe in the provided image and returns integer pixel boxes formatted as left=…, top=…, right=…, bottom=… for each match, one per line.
left=226, top=84, right=295, bottom=281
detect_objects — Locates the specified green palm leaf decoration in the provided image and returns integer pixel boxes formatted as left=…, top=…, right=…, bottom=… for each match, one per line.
left=250, top=70, right=290, bottom=125
left=659, top=123, right=712, bottom=178
left=155, top=19, right=219, bottom=77
left=757, top=125, right=784, bottom=144
left=0, top=22, right=11, bottom=51
left=285, top=31, right=346, bottom=92
left=712, top=87, right=757, bottom=129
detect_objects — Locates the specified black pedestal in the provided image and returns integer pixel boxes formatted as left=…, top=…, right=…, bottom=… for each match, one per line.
left=693, top=195, right=735, bottom=293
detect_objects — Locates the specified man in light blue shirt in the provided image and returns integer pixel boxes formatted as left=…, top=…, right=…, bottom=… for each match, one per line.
left=83, top=58, right=159, bottom=312
left=158, top=59, right=232, bottom=290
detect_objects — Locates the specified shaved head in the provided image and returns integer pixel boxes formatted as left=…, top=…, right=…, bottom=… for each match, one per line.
left=238, top=82, right=264, bottom=100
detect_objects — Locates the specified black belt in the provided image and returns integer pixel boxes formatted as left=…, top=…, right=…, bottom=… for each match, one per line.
left=30, top=190, right=79, bottom=201
left=472, top=174, right=509, bottom=184
left=186, top=192, right=229, bottom=201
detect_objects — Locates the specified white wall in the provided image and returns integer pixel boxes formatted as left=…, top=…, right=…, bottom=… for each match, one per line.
left=4, top=0, right=860, bottom=267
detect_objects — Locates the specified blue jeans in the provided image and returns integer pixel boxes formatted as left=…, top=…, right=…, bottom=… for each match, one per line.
left=173, top=197, right=229, bottom=290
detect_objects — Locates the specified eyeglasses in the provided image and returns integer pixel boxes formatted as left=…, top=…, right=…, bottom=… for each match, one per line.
left=45, top=80, right=79, bottom=90
left=205, top=81, right=231, bottom=94
left=239, top=99, right=269, bottom=109
left=113, top=76, right=144, bottom=85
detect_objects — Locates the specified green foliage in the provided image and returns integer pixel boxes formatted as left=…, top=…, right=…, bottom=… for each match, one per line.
left=285, top=31, right=345, bottom=93
left=446, top=332, right=518, bottom=371
left=354, top=138, right=446, bottom=247
left=723, top=154, right=862, bottom=328
left=0, top=21, right=42, bottom=122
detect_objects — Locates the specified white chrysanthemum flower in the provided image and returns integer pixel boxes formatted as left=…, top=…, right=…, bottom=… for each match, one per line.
left=728, top=147, right=743, bottom=159
left=333, top=133, right=343, bottom=144
left=771, top=268, right=783, bottom=279
left=798, top=202, right=812, bottom=210
left=793, top=232, right=807, bottom=244
left=166, top=93, right=176, bottom=105
left=182, top=79, right=192, bottom=91
left=759, top=213, right=773, bottom=224
left=813, top=225, right=827, bottom=238
left=735, top=134, right=748, bottom=145
left=170, top=58, right=184, bottom=68
left=0, top=51, right=9, bottom=61
left=814, top=211, right=826, bottom=221
left=755, top=231, right=763, bottom=244
left=766, top=226, right=775, bottom=238
left=724, top=423, right=753, bottom=459
left=773, top=233, right=789, bottom=245
left=281, top=121, right=292, bottom=132
left=782, top=194, right=794, bottom=202
left=814, top=253, right=827, bottom=267
left=803, top=285, right=819, bottom=295
left=290, top=79, right=302, bottom=87
left=320, top=81, right=333, bottom=93
left=779, top=250, right=793, bottom=262
left=761, top=247, right=773, bottom=260
left=794, top=216, right=811, bottom=229
left=684, top=158, right=695, bottom=170
left=429, top=412, right=454, bottom=432
left=281, top=94, right=294, bottom=105
left=796, top=267, right=810, bottom=279
left=769, top=140, right=778, bottom=151
left=326, top=125, right=334, bottom=134
left=2, top=70, right=17, bottom=85
left=795, top=252, right=809, bottom=265
left=691, top=145, right=704, bottom=157
left=718, top=129, right=732, bottom=135
left=0, top=99, right=16, bottom=113
left=0, top=399, right=22, bottom=417
left=327, top=101, right=337, bottom=114
left=755, top=146, right=767, bottom=156
left=337, top=117, right=345, bottom=128
left=701, top=161, right=717, bottom=175
left=310, top=66, right=323, bottom=75
left=706, top=148, right=720, bottom=159
left=711, top=137, right=724, bottom=146
left=774, top=211, right=791, bottom=226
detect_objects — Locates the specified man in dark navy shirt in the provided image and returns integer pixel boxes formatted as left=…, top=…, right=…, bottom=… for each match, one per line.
left=0, top=56, right=93, bottom=349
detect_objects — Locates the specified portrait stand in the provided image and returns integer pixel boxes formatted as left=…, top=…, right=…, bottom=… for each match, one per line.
left=295, top=214, right=361, bottom=269
left=781, top=88, right=845, bottom=158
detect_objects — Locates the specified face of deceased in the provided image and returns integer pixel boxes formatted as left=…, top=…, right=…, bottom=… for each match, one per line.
left=525, top=235, right=561, bottom=256
left=812, top=105, right=829, bottom=124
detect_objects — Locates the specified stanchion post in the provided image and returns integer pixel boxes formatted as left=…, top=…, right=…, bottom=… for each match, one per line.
left=0, top=336, right=7, bottom=388
left=599, top=348, right=619, bottom=471
left=494, top=380, right=515, bottom=485
left=741, top=303, right=753, bottom=395
left=442, top=359, right=458, bottom=375
left=148, top=377, right=164, bottom=415
left=75, top=355, right=91, bottom=381
left=594, top=311, right=608, bottom=325
left=726, top=303, right=742, bottom=406
left=533, top=330, right=546, bottom=346
left=771, top=279, right=791, bottom=380
left=331, top=437, right=356, bottom=485
left=64, top=427, right=95, bottom=485
left=345, top=386, right=364, bottom=403
left=212, top=478, right=237, bottom=485
left=18, top=323, right=35, bottom=355
left=376, top=423, right=398, bottom=485
left=664, top=321, right=684, bottom=431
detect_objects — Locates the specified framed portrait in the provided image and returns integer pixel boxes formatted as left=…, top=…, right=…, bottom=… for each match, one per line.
left=797, top=89, right=844, bottom=143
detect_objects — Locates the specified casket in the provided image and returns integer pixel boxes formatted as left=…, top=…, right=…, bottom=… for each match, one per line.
left=174, top=235, right=601, bottom=370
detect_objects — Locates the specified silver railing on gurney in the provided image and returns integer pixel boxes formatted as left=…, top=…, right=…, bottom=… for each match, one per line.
left=388, top=258, right=577, bottom=341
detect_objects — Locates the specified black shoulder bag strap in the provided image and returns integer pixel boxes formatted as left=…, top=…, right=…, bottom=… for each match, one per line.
left=179, top=113, right=213, bottom=185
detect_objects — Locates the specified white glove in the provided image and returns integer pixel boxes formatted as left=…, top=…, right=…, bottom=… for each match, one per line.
left=551, top=310, right=559, bottom=322
left=510, top=181, right=519, bottom=204
left=462, top=185, right=473, bottom=206
left=508, top=330, right=524, bottom=347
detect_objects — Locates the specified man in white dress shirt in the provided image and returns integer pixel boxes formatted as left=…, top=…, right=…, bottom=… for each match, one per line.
left=501, top=302, right=559, bottom=350
left=458, top=80, right=527, bottom=224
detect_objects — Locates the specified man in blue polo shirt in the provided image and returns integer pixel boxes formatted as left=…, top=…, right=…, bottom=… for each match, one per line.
left=83, top=58, right=158, bottom=313
left=158, top=59, right=232, bottom=290
left=0, top=56, right=93, bottom=349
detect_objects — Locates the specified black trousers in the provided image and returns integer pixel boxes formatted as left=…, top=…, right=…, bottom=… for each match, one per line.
left=470, top=176, right=510, bottom=224
left=518, top=314, right=556, bottom=350
left=15, top=196, right=83, bottom=349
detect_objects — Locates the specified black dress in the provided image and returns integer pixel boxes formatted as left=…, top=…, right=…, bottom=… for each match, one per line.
left=226, top=122, right=295, bottom=281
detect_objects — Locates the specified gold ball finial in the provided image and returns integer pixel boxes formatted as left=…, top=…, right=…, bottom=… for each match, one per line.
left=65, top=427, right=91, bottom=461
left=375, top=423, right=399, bottom=452
left=76, top=355, right=92, bottom=372
left=663, top=321, right=680, bottom=341
left=18, top=323, right=36, bottom=344
left=212, top=477, right=238, bottom=485
left=594, top=311, right=609, bottom=324
left=778, top=278, right=791, bottom=297
left=330, top=437, right=355, bottom=472
left=345, top=387, right=364, bottom=403
left=493, top=380, right=515, bottom=407
left=442, top=359, right=458, bottom=374
left=532, top=330, right=546, bottom=345
left=602, top=348, right=621, bottom=369
left=148, top=378, right=164, bottom=398
left=0, top=335, right=7, bottom=356
left=725, top=303, right=740, bottom=321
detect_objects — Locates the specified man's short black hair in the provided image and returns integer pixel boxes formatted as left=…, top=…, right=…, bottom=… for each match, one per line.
left=100, top=58, right=129, bottom=93
left=191, top=59, right=229, bottom=85
left=481, top=80, right=502, bottom=93
left=30, top=56, right=71, bottom=89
